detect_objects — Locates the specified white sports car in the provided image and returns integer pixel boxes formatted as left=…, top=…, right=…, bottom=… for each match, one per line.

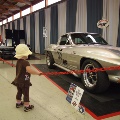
left=45, top=32, right=120, bottom=93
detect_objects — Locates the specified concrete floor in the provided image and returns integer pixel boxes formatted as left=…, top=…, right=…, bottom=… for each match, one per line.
left=0, top=54, right=120, bottom=120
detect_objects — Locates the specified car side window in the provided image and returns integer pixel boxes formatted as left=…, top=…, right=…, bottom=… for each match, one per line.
left=74, top=38, right=84, bottom=44
left=71, top=34, right=86, bottom=44
left=59, top=36, right=69, bottom=45
left=86, top=37, right=93, bottom=43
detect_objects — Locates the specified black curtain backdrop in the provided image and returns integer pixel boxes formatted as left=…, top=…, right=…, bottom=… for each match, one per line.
left=30, top=13, right=35, bottom=52
left=12, top=22, right=15, bottom=30
left=17, top=19, right=20, bottom=30
left=8, top=23, right=10, bottom=29
left=0, top=26, right=1, bottom=36
left=50, top=5, right=58, bottom=44
left=39, top=9, right=45, bottom=54
left=23, top=17, right=26, bottom=44
left=66, top=0, right=77, bottom=32
left=117, top=8, right=120, bottom=47
left=87, top=0, right=103, bottom=34
left=23, top=17, right=26, bottom=31
left=1, top=25, right=3, bottom=36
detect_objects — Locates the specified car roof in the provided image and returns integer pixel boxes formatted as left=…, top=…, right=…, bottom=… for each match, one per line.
left=62, top=32, right=100, bottom=36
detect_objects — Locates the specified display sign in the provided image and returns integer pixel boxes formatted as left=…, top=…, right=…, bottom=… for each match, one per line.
left=66, top=83, right=85, bottom=114
left=43, top=27, right=47, bottom=37
left=66, top=83, right=77, bottom=103
left=97, top=19, right=109, bottom=29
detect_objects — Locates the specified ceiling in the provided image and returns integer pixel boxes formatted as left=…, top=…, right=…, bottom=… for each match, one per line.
left=0, top=0, right=43, bottom=22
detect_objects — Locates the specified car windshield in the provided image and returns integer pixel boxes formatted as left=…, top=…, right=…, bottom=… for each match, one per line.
left=71, top=33, right=108, bottom=45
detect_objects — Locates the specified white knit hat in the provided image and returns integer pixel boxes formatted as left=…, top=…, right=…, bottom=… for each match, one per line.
left=14, top=44, right=32, bottom=59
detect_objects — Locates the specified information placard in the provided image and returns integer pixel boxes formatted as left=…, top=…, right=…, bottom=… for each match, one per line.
left=66, top=83, right=85, bottom=114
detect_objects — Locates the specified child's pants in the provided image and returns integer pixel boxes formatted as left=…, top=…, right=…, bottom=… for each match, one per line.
left=16, top=85, right=30, bottom=102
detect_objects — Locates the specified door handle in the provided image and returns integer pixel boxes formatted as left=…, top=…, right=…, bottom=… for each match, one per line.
left=58, top=49, right=62, bottom=51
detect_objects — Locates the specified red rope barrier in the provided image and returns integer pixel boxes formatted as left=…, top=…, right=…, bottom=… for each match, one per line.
left=40, top=65, right=120, bottom=76
left=1, top=57, right=120, bottom=76
left=0, top=57, right=15, bottom=67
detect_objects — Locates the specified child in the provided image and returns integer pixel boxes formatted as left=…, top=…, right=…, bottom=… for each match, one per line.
left=11, top=44, right=42, bottom=112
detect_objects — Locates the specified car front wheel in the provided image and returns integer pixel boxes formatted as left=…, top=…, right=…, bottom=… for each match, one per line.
left=81, top=59, right=110, bottom=93
left=46, top=52, right=55, bottom=69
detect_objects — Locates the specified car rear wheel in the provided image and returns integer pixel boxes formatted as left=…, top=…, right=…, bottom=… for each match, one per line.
left=81, top=59, right=110, bottom=93
left=46, top=52, right=55, bottom=69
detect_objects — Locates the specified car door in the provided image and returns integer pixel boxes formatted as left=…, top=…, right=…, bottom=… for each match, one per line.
left=55, top=34, right=76, bottom=69
left=64, top=34, right=84, bottom=71
left=54, top=35, right=68, bottom=65
left=64, top=45, right=79, bottom=70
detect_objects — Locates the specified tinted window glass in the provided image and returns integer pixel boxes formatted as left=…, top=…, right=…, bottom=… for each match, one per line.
left=71, top=33, right=108, bottom=45
left=59, top=35, right=70, bottom=45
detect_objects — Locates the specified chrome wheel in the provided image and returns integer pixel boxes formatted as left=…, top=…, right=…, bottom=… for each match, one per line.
left=83, top=63, right=97, bottom=88
left=46, top=55, right=50, bottom=66
left=46, top=52, right=55, bottom=68
left=81, top=59, right=110, bottom=93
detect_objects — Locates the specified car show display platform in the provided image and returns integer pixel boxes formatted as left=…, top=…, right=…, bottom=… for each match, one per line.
left=33, top=64, right=120, bottom=119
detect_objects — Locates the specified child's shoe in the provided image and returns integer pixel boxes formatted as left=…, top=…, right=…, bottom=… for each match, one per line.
left=24, top=105, right=34, bottom=112
left=16, top=101, right=24, bottom=108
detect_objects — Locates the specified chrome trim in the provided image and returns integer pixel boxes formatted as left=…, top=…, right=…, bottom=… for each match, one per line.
left=108, top=75, right=120, bottom=83
left=54, top=63, right=79, bottom=77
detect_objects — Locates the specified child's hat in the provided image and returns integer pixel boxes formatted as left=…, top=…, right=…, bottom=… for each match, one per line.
left=14, top=44, right=32, bottom=59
